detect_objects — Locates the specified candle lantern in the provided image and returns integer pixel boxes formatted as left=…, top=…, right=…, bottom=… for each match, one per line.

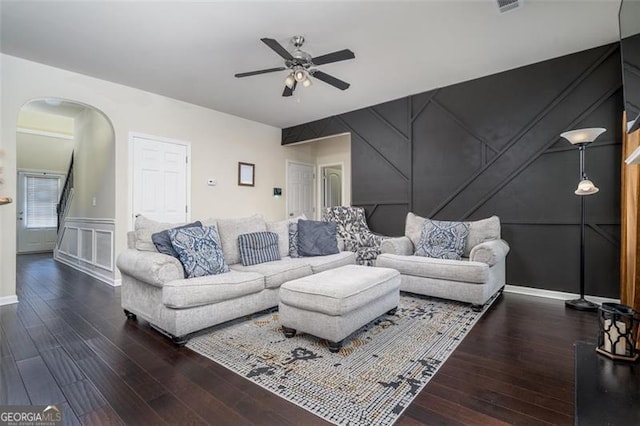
left=596, top=303, right=639, bottom=362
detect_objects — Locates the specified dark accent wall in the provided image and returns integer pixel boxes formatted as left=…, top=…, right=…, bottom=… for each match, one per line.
left=283, top=44, right=623, bottom=298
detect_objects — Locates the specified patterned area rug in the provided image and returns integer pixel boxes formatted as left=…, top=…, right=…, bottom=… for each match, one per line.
left=186, top=293, right=496, bottom=425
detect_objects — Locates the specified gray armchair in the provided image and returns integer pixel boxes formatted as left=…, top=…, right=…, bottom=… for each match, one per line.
left=375, top=213, right=509, bottom=310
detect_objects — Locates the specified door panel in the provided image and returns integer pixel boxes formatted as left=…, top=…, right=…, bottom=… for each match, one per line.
left=132, top=136, right=188, bottom=224
left=17, top=171, right=63, bottom=253
left=287, top=162, right=314, bottom=219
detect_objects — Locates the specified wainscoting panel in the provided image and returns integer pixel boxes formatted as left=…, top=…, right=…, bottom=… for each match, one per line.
left=55, top=218, right=116, bottom=286
left=283, top=44, right=623, bottom=298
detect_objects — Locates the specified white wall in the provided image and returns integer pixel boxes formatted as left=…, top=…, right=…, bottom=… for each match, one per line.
left=0, top=54, right=314, bottom=300
left=16, top=132, right=74, bottom=172
left=70, top=108, right=116, bottom=218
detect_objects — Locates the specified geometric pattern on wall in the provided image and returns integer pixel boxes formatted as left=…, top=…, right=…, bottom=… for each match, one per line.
left=283, top=43, right=622, bottom=298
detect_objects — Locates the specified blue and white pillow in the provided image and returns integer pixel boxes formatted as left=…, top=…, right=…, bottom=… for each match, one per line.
left=288, top=222, right=301, bottom=258
left=414, top=219, right=469, bottom=260
left=238, top=232, right=280, bottom=266
left=168, top=225, right=229, bottom=278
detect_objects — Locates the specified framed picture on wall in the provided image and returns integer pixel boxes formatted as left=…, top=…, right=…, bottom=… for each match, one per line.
left=238, top=162, right=255, bottom=187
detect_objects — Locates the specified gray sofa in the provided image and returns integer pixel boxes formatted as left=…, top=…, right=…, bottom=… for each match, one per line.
left=375, top=213, right=509, bottom=310
left=116, top=214, right=356, bottom=344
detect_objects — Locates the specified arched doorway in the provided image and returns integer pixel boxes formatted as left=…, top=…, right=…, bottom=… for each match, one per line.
left=16, top=98, right=117, bottom=284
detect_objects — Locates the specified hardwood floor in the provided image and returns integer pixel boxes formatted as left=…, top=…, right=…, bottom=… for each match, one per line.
left=1, top=253, right=599, bottom=425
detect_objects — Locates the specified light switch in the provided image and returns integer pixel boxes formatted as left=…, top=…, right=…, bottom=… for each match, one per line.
left=92, top=196, right=97, bottom=206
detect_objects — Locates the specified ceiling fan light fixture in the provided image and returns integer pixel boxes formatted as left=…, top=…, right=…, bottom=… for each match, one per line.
left=302, top=77, right=312, bottom=88
left=294, top=68, right=307, bottom=82
left=284, top=73, right=295, bottom=88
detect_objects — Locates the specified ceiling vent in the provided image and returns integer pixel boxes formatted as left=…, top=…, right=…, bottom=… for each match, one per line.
left=497, top=0, right=522, bottom=13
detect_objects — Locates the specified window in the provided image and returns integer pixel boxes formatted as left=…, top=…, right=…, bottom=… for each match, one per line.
left=25, top=175, right=60, bottom=228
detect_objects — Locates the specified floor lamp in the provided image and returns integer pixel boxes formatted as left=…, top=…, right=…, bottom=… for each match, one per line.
left=560, top=128, right=606, bottom=311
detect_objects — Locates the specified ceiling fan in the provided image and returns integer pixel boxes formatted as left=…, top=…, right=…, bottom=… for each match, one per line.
left=234, top=36, right=355, bottom=97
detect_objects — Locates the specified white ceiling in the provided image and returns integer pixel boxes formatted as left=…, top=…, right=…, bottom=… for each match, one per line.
left=0, top=0, right=622, bottom=129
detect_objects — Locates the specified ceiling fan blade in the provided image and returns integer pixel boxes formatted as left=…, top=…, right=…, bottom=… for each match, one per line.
left=310, top=70, right=350, bottom=90
left=235, top=67, right=286, bottom=78
left=311, top=49, right=355, bottom=66
left=282, top=81, right=297, bottom=97
left=261, top=38, right=294, bottom=60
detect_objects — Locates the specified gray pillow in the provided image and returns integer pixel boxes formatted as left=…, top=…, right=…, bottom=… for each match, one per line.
left=414, top=219, right=469, bottom=260
left=297, top=220, right=339, bottom=257
left=152, top=221, right=202, bottom=259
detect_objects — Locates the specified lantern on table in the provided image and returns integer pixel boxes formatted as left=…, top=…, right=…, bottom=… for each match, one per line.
left=596, top=303, right=639, bottom=362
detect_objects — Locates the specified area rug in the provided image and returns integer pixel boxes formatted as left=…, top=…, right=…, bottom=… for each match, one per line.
left=186, top=293, right=496, bottom=425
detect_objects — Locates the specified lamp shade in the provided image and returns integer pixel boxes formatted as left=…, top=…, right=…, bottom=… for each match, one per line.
left=294, top=69, right=307, bottom=82
left=560, top=128, right=606, bottom=145
left=284, top=74, right=295, bottom=88
left=575, top=179, right=599, bottom=195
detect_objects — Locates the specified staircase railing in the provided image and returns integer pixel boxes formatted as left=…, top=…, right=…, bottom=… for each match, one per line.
left=57, top=153, right=74, bottom=232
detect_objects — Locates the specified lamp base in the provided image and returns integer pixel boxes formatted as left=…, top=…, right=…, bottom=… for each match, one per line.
left=565, top=298, right=599, bottom=312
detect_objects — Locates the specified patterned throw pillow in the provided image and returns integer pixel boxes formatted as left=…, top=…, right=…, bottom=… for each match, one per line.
left=414, top=219, right=470, bottom=260
left=288, top=221, right=301, bottom=258
left=152, top=221, right=202, bottom=259
left=168, top=225, right=230, bottom=278
left=238, top=232, right=281, bottom=266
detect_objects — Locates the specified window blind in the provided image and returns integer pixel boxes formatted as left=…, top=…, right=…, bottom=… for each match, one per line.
left=25, top=175, right=59, bottom=229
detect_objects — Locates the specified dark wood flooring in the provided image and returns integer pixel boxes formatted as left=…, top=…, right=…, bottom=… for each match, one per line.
left=1, top=253, right=599, bottom=425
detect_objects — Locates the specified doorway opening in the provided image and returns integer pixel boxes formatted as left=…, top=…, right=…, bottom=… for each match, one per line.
left=319, top=163, right=344, bottom=214
left=16, top=98, right=116, bottom=285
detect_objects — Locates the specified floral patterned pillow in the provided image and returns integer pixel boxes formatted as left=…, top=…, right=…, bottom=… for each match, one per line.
left=288, top=221, right=301, bottom=258
left=169, top=225, right=230, bottom=278
left=414, top=219, right=469, bottom=260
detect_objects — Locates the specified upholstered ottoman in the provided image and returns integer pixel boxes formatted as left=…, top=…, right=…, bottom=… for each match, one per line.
left=279, top=264, right=400, bottom=352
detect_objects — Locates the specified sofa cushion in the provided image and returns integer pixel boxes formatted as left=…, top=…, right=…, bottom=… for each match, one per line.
left=238, top=232, right=281, bottom=266
left=217, top=215, right=266, bottom=265
left=169, top=225, right=230, bottom=278
left=279, top=265, right=400, bottom=316
left=415, top=219, right=469, bottom=260
left=465, top=216, right=501, bottom=257
left=134, top=215, right=181, bottom=252
left=230, top=259, right=312, bottom=289
left=297, top=220, right=339, bottom=257
left=266, top=219, right=290, bottom=258
left=152, top=221, right=202, bottom=259
left=287, top=251, right=357, bottom=273
left=162, top=270, right=265, bottom=309
left=405, top=212, right=426, bottom=250
left=375, top=253, right=489, bottom=284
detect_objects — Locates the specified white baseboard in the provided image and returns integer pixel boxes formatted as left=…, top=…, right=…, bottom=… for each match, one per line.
left=54, top=255, right=118, bottom=287
left=505, top=285, right=620, bottom=305
left=0, top=295, right=19, bottom=306
left=113, top=278, right=122, bottom=287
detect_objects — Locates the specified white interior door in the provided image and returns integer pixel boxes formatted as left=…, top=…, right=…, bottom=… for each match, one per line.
left=322, top=166, right=342, bottom=209
left=132, top=135, right=189, bottom=224
left=287, top=161, right=314, bottom=219
left=17, top=171, right=63, bottom=253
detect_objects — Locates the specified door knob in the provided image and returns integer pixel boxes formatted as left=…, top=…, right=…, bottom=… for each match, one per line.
left=289, top=213, right=294, bottom=217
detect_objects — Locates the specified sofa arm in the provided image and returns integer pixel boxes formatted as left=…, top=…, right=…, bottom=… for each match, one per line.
left=116, top=249, right=183, bottom=287
left=469, top=239, right=510, bottom=266
left=380, top=236, right=414, bottom=256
